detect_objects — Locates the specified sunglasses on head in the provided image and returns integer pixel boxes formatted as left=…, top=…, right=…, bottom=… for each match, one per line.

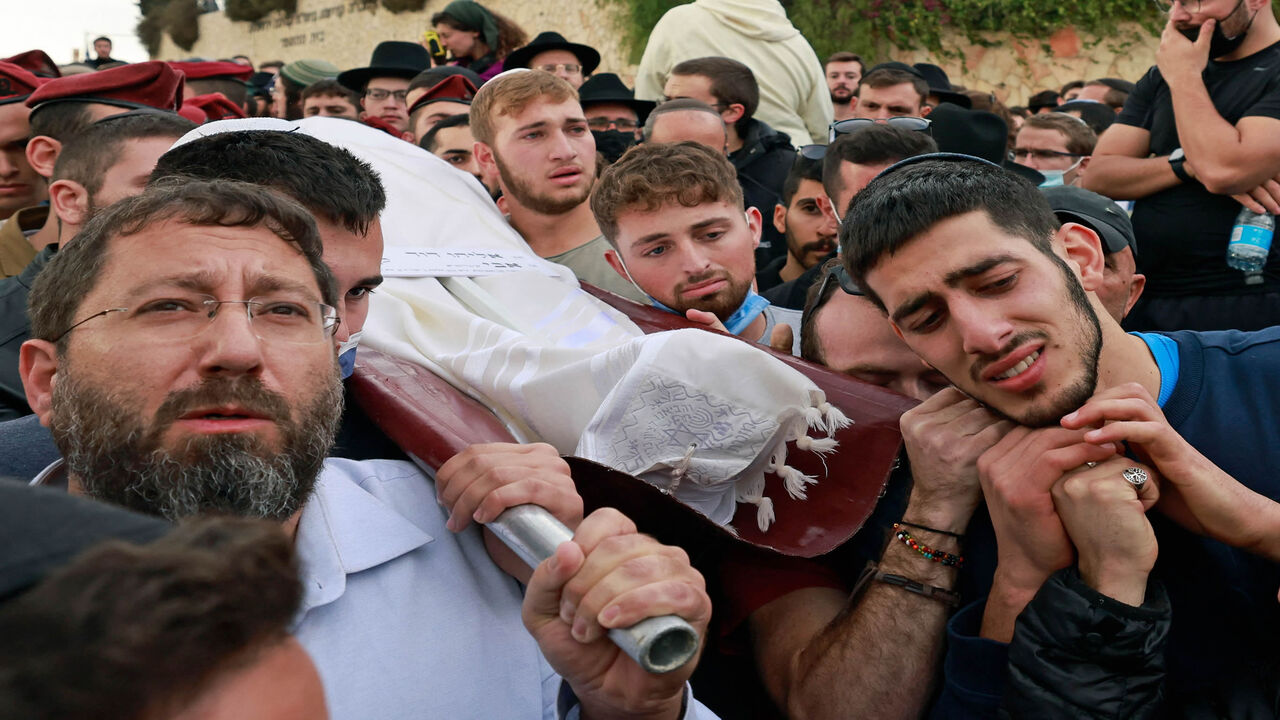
left=829, top=116, right=932, bottom=143
left=804, top=117, right=934, bottom=159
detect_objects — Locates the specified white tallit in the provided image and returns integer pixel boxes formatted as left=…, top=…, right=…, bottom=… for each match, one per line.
left=171, top=117, right=848, bottom=531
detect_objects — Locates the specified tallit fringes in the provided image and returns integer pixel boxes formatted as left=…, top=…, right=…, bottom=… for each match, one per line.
left=795, top=435, right=839, bottom=456
left=778, top=465, right=818, bottom=501
left=754, top=495, right=775, bottom=532
left=803, top=404, right=828, bottom=433
left=820, top=402, right=853, bottom=435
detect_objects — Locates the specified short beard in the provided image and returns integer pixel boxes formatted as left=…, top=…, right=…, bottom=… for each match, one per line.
left=493, top=151, right=593, bottom=216
left=51, top=371, right=343, bottom=523
left=667, top=269, right=753, bottom=322
left=981, top=253, right=1102, bottom=428
left=785, top=225, right=835, bottom=269
left=830, top=89, right=854, bottom=105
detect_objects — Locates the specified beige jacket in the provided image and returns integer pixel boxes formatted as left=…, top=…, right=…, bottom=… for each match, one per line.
left=634, top=0, right=832, bottom=146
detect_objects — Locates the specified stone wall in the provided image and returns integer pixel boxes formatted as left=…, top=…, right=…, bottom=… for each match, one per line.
left=156, top=0, right=637, bottom=79
left=156, top=2, right=1157, bottom=107
left=889, top=25, right=1158, bottom=107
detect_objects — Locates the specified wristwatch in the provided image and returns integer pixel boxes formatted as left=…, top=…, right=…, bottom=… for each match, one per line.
left=1169, top=148, right=1193, bottom=183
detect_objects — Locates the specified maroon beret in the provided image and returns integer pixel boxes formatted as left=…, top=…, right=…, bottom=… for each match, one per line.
left=408, top=74, right=477, bottom=115
left=0, top=62, right=47, bottom=106
left=170, top=61, right=253, bottom=82
left=183, top=92, right=248, bottom=123
left=26, top=61, right=184, bottom=113
left=2, top=50, right=61, bottom=79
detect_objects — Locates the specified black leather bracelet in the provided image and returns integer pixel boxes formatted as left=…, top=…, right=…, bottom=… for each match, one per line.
left=873, top=571, right=963, bottom=607
left=897, top=520, right=964, bottom=540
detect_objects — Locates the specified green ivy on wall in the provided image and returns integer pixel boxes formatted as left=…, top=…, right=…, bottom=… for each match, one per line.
left=605, top=0, right=1167, bottom=64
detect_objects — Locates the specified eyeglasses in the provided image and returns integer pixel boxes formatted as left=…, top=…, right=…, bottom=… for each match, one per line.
left=1153, top=0, right=1201, bottom=11
left=829, top=116, right=932, bottom=143
left=364, top=88, right=408, bottom=103
left=54, top=294, right=341, bottom=345
left=1011, top=148, right=1085, bottom=161
left=805, top=261, right=863, bottom=322
left=536, top=63, right=582, bottom=75
left=587, top=117, right=639, bottom=131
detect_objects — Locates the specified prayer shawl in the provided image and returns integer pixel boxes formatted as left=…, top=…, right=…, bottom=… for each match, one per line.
left=172, top=117, right=848, bottom=531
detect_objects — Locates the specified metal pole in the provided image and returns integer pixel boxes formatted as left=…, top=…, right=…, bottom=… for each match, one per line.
left=486, top=505, right=701, bottom=674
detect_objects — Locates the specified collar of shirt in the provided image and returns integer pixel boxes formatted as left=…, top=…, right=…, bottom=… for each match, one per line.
left=294, top=463, right=434, bottom=615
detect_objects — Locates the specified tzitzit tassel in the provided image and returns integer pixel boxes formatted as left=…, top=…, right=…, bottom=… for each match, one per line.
left=753, top=495, right=775, bottom=532
left=820, top=401, right=853, bottom=434
left=778, top=465, right=818, bottom=500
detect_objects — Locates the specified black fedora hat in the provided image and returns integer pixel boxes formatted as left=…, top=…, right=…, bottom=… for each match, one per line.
left=578, top=73, right=655, bottom=123
left=913, top=63, right=972, bottom=109
left=505, top=31, right=601, bottom=75
left=928, top=102, right=1043, bottom=184
left=337, top=41, right=431, bottom=92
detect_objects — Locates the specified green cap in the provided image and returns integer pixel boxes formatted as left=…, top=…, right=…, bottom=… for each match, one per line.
left=280, top=59, right=341, bottom=87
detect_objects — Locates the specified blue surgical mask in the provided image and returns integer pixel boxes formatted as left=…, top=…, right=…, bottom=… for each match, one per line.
left=1038, top=158, right=1083, bottom=189
left=1038, top=170, right=1067, bottom=188
left=648, top=290, right=770, bottom=335
left=338, top=330, right=363, bottom=379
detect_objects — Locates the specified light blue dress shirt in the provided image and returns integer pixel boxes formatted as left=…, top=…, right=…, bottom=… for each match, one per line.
left=293, top=458, right=720, bottom=720
left=32, top=456, right=719, bottom=719
left=293, top=458, right=559, bottom=719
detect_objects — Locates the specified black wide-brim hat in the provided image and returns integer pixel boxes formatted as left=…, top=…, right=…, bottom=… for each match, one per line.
left=504, top=31, right=601, bottom=75
left=913, top=62, right=972, bottom=109
left=338, top=41, right=431, bottom=92
left=928, top=102, right=1043, bottom=184
left=577, top=73, right=655, bottom=123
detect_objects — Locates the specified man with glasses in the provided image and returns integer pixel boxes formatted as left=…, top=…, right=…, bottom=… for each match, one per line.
left=17, top=177, right=716, bottom=720
left=800, top=260, right=949, bottom=402
left=1086, top=0, right=1280, bottom=331
left=1014, top=112, right=1097, bottom=187
left=504, top=32, right=601, bottom=90
left=337, top=42, right=430, bottom=135
left=579, top=73, right=653, bottom=154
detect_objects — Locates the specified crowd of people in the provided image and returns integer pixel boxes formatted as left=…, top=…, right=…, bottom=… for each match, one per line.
left=1, top=0, right=1279, bottom=717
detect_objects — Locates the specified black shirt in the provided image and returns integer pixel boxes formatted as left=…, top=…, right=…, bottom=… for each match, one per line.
left=1118, top=40, right=1280, bottom=295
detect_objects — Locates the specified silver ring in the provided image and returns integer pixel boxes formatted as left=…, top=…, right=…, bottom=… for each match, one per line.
left=1085, top=461, right=1098, bottom=469
left=1123, top=467, right=1148, bottom=489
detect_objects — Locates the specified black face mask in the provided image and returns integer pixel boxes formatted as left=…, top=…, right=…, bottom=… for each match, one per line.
left=592, top=129, right=636, bottom=165
left=1179, top=0, right=1256, bottom=58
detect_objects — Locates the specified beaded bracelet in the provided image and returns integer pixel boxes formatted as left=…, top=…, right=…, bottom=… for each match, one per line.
left=873, top=571, right=962, bottom=607
left=897, top=520, right=964, bottom=540
left=893, top=523, right=964, bottom=568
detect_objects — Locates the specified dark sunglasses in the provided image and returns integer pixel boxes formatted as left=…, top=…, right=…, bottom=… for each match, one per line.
left=828, top=116, right=932, bottom=143
left=804, top=260, right=864, bottom=323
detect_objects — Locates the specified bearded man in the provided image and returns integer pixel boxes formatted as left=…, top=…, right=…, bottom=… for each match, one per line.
left=471, top=70, right=647, bottom=303
left=18, top=177, right=715, bottom=720
left=843, top=153, right=1280, bottom=716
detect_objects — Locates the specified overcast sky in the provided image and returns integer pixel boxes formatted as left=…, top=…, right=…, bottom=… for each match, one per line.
left=4, top=0, right=148, bottom=65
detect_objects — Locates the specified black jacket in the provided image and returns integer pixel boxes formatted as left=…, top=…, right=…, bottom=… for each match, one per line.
left=1003, top=566, right=1280, bottom=719
left=730, top=119, right=796, bottom=268
left=0, top=246, right=54, bottom=422
left=1003, top=567, right=1170, bottom=719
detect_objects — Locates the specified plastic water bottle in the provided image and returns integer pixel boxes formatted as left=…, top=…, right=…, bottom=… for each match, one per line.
left=1226, top=208, right=1274, bottom=283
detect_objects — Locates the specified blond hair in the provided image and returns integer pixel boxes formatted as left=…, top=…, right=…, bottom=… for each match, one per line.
left=469, top=70, right=578, bottom=144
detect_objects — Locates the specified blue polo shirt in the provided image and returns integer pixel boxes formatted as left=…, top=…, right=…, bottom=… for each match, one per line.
left=932, top=327, right=1280, bottom=718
